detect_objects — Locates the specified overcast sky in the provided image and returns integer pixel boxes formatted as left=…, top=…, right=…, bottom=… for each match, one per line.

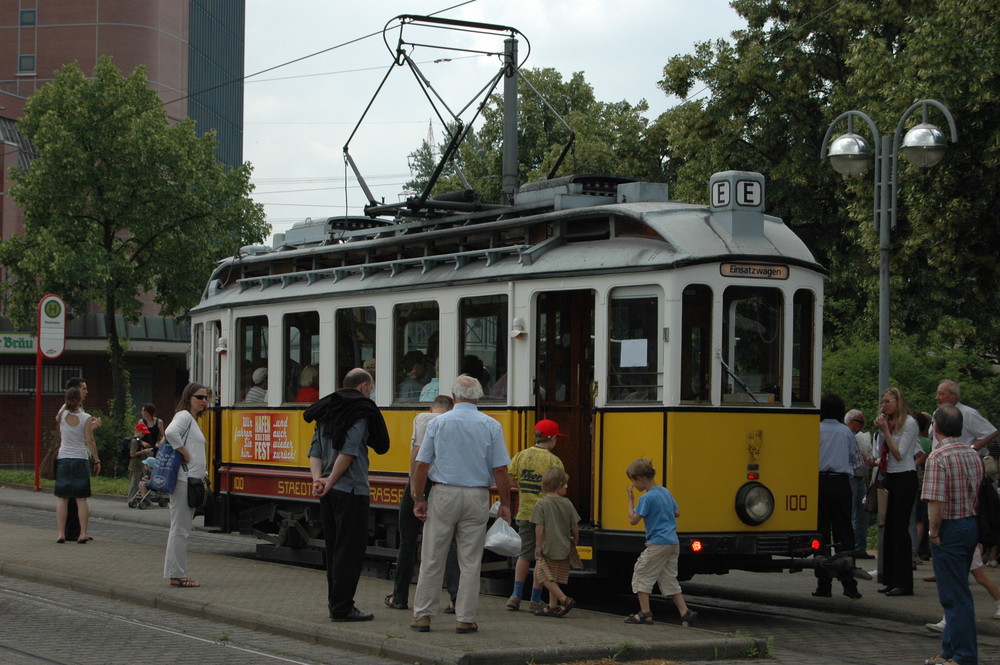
left=243, top=0, right=744, bottom=242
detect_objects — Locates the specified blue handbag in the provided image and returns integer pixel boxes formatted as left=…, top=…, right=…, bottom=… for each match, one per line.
left=148, top=423, right=190, bottom=493
left=147, top=443, right=181, bottom=493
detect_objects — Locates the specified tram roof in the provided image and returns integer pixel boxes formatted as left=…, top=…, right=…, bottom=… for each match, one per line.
left=194, top=187, right=824, bottom=313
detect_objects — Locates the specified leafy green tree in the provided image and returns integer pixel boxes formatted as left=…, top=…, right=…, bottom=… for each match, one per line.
left=657, top=0, right=1000, bottom=365
left=410, top=68, right=666, bottom=204
left=0, top=57, right=268, bottom=422
left=824, top=336, right=1000, bottom=424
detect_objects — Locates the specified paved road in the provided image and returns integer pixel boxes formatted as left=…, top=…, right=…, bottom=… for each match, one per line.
left=4, top=487, right=1000, bottom=665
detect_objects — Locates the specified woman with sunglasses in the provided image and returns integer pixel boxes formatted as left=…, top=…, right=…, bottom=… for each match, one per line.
left=163, top=382, right=209, bottom=588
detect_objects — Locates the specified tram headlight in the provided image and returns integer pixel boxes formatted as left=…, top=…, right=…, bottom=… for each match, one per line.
left=735, top=481, right=774, bottom=526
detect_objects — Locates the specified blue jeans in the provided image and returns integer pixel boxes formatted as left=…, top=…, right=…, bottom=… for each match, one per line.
left=850, top=475, right=869, bottom=552
left=932, top=516, right=978, bottom=665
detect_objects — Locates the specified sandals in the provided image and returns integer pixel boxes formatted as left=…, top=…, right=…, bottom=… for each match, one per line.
left=681, top=610, right=698, bottom=627
left=383, top=594, right=408, bottom=610
left=170, top=578, right=201, bottom=587
left=625, top=611, right=654, bottom=625
left=556, top=597, right=576, bottom=617
left=535, top=605, right=563, bottom=617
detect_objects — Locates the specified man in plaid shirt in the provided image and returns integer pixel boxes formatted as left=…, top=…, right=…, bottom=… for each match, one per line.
left=922, top=404, right=984, bottom=665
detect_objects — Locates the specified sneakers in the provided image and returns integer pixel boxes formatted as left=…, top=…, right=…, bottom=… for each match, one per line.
left=925, top=618, right=946, bottom=633
left=505, top=596, right=521, bottom=611
left=528, top=601, right=542, bottom=612
left=410, top=616, right=431, bottom=632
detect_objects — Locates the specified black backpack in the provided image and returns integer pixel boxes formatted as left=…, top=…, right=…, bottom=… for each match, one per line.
left=977, top=475, right=1000, bottom=549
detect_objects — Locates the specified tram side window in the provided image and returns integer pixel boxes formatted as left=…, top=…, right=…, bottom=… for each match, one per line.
left=792, top=290, right=816, bottom=406
left=236, top=316, right=268, bottom=403
left=284, top=312, right=320, bottom=403
left=608, top=294, right=661, bottom=402
left=192, top=323, right=204, bottom=385
left=335, top=307, right=376, bottom=390
left=393, top=301, right=439, bottom=403
left=680, top=285, right=712, bottom=404
left=460, top=295, right=508, bottom=403
left=722, top=286, right=782, bottom=405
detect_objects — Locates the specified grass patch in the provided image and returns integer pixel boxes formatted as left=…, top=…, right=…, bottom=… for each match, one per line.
left=0, top=469, right=128, bottom=496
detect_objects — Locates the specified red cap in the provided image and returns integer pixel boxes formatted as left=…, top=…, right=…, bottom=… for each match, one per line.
left=534, top=419, right=565, bottom=438
left=134, top=422, right=150, bottom=434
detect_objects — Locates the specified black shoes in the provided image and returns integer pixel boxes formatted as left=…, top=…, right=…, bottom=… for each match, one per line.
left=885, top=587, right=913, bottom=596
left=811, top=588, right=832, bottom=597
left=843, top=588, right=862, bottom=599
left=877, top=586, right=892, bottom=593
left=331, top=606, right=374, bottom=622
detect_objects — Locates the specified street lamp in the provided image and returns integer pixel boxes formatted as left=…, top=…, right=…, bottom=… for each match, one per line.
left=821, top=100, right=958, bottom=395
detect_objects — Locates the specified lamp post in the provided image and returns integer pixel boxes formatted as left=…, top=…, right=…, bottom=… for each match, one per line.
left=821, top=100, right=958, bottom=395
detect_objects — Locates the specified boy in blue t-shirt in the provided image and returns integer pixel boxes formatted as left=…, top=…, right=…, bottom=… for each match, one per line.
left=624, top=458, right=696, bottom=626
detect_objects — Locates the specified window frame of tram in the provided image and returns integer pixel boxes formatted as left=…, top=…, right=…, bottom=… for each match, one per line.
left=459, top=295, right=508, bottom=404
left=607, top=288, right=662, bottom=403
left=791, top=289, right=816, bottom=406
left=335, top=306, right=376, bottom=392
left=393, top=301, right=439, bottom=404
left=192, top=323, right=204, bottom=385
left=236, top=315, right=268, bottom=404
left=680, top=284, right=712, bottom=405
left=283, top=311, right=319, bottom=403
left=722, top=286, right=783, bottom=405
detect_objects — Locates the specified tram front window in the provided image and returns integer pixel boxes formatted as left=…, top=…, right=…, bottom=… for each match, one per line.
left=792, top=289, right=816, bottom=406
left=722, top=286, right=782, bottom=405
left=460, top=295, right=507, bottom=403
left=608, top=291, right=661, bottom=403
left=681, top=285, right=712, bottom=404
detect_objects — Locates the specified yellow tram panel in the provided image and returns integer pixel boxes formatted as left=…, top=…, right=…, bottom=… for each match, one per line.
left=666, top=411, right=819, bottom=532
left=597, top=410, right=818, bottom=534
left=597, top=410, right=666, bottom=531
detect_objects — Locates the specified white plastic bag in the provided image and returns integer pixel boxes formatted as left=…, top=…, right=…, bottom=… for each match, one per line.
left=484, top=518, right=520, bottom=557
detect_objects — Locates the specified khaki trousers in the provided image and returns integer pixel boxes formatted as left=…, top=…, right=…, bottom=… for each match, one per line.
left=413, top=485, right=489, bottom=624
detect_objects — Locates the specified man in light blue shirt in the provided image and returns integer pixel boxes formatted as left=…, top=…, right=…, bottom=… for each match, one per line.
left=815, top=392, right=861, bottom=599
left=409, top=375, right=511, bottom=634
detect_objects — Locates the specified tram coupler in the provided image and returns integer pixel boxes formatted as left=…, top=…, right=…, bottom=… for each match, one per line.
left=788, top=550, right=872, bottom=581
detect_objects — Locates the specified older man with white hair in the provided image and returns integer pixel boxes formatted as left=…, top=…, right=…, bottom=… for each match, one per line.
left=934, top=380, right=997, bottom=452
left=409, top=375, right=512, bottom=634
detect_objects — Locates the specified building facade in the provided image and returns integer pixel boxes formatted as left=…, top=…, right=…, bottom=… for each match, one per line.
left=0, top=0, right=245, bottom=464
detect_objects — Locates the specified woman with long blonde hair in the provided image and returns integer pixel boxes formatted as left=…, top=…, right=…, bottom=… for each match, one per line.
left=873, top=386, right=919, bottom=596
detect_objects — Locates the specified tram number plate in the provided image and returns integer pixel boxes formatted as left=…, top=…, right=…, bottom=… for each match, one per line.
left=785, top=494, right=807, bottom=511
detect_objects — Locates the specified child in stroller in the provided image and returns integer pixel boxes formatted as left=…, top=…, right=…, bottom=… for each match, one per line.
left=128, top=457, right=170, bottom=509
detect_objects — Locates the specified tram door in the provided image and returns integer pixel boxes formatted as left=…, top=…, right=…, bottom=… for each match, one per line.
left=535, top=290, right=594, bottom=521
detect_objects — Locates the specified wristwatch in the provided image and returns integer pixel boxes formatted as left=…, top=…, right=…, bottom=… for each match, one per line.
left=413, top=494, right=427, bottom=501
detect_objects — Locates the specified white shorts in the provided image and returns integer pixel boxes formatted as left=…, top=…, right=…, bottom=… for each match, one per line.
left=630, top=543, right=681, bottom=596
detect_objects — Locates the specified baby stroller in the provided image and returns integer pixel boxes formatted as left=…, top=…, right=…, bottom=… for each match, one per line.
left=128, top=457, right=170, bottom=509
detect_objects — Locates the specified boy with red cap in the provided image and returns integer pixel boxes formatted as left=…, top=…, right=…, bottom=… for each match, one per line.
left=505, top=419, right=565, bottom=611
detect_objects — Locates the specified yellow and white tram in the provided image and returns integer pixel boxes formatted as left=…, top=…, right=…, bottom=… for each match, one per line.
left=189, top=168, right=825, bottom=578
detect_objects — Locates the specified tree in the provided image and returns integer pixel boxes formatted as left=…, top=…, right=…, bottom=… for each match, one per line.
left=0, top=57, right=268, bottom=422
left=657, top=0, right=1000, bottom=365
left=407, top=68, right=665, bottom=204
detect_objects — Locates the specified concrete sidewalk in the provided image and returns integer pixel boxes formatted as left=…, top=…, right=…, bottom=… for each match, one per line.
left=3, top=484, right=999, bottom=664
left=0, top=484, right=756, bottom=665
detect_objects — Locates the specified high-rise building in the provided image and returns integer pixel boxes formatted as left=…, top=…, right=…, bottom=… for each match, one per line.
left=0, top=1, right=245, bottom=462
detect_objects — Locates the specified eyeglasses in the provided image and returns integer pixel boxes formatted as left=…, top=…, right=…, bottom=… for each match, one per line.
left=193, top=394, right=208, bottom=400
left=852, top=419, right=865, bottom=424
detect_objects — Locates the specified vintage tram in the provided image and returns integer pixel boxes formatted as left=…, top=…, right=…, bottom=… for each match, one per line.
left=188, top=15, right=824, bottom=580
